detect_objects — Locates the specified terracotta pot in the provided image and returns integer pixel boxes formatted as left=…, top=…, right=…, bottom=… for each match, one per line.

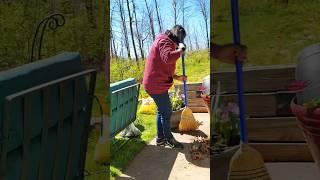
left=291, top=99, right=320, bottom=173
left=212, top=145, right=240, bottom=180
left=201, top=94, right=211, bottom=113
left=170, top=109, right=183, bottom=129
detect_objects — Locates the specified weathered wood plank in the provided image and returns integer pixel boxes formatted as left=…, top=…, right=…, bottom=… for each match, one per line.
left=175, top=82, right=202, bottom=91
left=186, top=91, right=202, bottom=99
left=189, top=107, right=208, bottom=113
left=247, top=117, right=305, bottom=142
left=188, top=98, right=206, bottom=107
left=250, top=143, right=313, bottom=162
left=212, top=65, right=296, bottom=93
left=218, top=92, right=295, bottom=117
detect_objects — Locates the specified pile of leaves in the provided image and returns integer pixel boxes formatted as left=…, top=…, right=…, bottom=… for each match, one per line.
left=190, top=137, right=210, bottom=160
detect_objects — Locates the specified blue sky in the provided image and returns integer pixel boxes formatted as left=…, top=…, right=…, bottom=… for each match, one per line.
left=111, top=0, right=210, bottom=58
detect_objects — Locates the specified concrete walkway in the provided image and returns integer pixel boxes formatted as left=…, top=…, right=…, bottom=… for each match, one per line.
left=118, top=113, right=210, bottom=180
left=118, top=113, right=320, bottom=180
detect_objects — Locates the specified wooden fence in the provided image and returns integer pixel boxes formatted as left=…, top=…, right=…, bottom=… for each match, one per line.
left=213, top=65, right=313, bottom=162
left=174, top=83, right=208, bottom=113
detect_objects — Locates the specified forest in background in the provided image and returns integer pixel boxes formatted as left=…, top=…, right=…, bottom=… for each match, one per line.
left=110, top=0, right=210, bottom=84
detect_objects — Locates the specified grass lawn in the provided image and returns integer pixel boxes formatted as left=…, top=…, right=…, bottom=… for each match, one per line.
left=84, top=112, right=156, bottom=180
left=213, top=0, right=320, bottom=69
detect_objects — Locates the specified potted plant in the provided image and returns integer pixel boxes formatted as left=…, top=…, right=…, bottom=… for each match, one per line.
left=170, top=89, right=185, bottom=129
left=212, top=102, right=240, bottom=180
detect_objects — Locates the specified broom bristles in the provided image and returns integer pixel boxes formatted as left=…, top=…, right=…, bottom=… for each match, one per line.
left=228, top=144, right=271, bottom=180
left=178, top=107, right=200, bottom=131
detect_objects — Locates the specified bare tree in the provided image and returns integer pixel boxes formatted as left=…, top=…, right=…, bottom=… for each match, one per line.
left=144, top=0, right=155, bottom=40
left=182, top=0, right=185, bottom=26
left=140, top=10, right=151, bottom=57
left=133, top=0, right=145, bottom=59
left=154, top=0, right=163, bottom=33
left=173, top=0, right=178, bottom=25
left=118, top=0, right=131, bottom=59
left=105, top=0, right=110, bottom=83
left=126, top=0, right=139, bottom=63
left=110, top=4, right=117, bottom=59
left=194, top=28, right=200, bottom=50
left=185, top=25, right=193, bottom=51
left=198, top=0, right=209, bottom=49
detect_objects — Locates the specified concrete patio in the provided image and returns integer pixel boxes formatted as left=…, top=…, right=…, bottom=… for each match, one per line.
left=117, top=113, right=320, bottom=180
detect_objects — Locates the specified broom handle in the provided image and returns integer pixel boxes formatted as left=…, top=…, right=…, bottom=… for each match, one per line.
left=181, top=53, right=188, bottom=107
left=231, top=0, right=248, bottom=144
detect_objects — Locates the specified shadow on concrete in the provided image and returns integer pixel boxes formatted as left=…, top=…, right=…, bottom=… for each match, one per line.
left=172, top=128, right=208, bottom=138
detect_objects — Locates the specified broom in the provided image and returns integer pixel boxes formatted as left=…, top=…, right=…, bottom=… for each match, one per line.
left=228, top=0, right=270, bottom=179
left=178, top=53, right=200, bottom=131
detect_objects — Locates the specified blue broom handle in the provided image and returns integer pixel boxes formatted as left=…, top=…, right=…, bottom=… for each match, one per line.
left=181, top=53, right=188, bottom=106
left=231, top=0, right=248, bottom=144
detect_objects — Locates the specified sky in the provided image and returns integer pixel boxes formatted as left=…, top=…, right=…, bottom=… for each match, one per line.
left=111, top=0, right=210, bottom=59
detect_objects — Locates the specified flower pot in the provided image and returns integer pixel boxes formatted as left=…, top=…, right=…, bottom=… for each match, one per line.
left=201, top=94, right=211, bottom=113
left=170, top=109, right=183, bottom=129
left=291, top=99, right=320, bottom=173
left=212, top=145, right=240, bottom=180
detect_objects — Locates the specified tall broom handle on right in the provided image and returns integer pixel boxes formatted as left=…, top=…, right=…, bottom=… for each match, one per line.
left=231, top=0, right=248, bottom=144
left=181, top=53, right=188, bottom=107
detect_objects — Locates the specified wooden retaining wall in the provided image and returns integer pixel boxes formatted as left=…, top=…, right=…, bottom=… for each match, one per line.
left=213, top=65, right=313, bottom=162
left=174, top=83, right=208, bottom=113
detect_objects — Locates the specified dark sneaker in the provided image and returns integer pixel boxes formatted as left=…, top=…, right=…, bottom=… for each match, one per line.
left=165, top=138, right=184, bottom=149
left=156, top=138, right=166, bottom=146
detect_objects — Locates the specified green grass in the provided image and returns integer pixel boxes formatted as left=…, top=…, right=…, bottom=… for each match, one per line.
left=111, top=50, right=209, bottom=98
left=84, top=112, right=156, bottom=180
left=110, top=113, right=156, bottom=179
left=111, top=50, right=209, bottom=83
left=175, top=50, right=210, bottom=82
left=213, top=0, right=320, bottom=70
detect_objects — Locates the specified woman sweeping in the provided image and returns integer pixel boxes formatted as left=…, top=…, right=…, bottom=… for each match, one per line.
left=143, top=25, right=187, bottom=149
left=143, top=25, right=247, bottom=149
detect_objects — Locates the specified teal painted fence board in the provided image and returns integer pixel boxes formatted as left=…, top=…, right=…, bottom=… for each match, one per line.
left=0, top=53, right=95, bottom=180
left=110, top=78, right=139, bottom=138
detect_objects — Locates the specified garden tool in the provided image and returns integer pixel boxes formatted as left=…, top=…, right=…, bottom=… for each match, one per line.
left=93, top=95, right=110, bottom=164
left=179, top=53, right=200, bottom=131
left=228, top=0, right=270, bottom=179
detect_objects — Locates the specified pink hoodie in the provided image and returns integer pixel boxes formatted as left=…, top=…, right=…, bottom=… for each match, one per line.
left=143, top=34, right=181, bottom=94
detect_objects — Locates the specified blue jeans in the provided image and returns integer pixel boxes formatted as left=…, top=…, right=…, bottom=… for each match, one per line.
left=149, top=92, right=173, bottom=140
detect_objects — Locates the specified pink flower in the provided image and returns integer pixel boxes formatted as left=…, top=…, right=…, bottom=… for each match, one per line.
left=227, top=102, right=239, bottom=115
left=287, top=80, right=309, bottom=92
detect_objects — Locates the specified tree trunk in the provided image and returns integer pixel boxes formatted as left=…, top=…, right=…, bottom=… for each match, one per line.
left=133, top=0, right=145, bottom=59
left=194, top=28, right=200, bottom=50
left=126, top=0, right=139, bottom=64
left=154, top=0, right=163, bottom=33
left=118, top=0, right=131, bottom=59
left=105, top=0, right=110, bottom=83
left=173, top=0, right=177, bottom=25
left=144, top=0, right=155, bottom=40
left=198, top=0, right=209, bottom=49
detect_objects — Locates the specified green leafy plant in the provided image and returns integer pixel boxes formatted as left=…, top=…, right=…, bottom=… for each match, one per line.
left=170, top=89, right=185, bottom=111
left=212, top=102, right=240, bottom=153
